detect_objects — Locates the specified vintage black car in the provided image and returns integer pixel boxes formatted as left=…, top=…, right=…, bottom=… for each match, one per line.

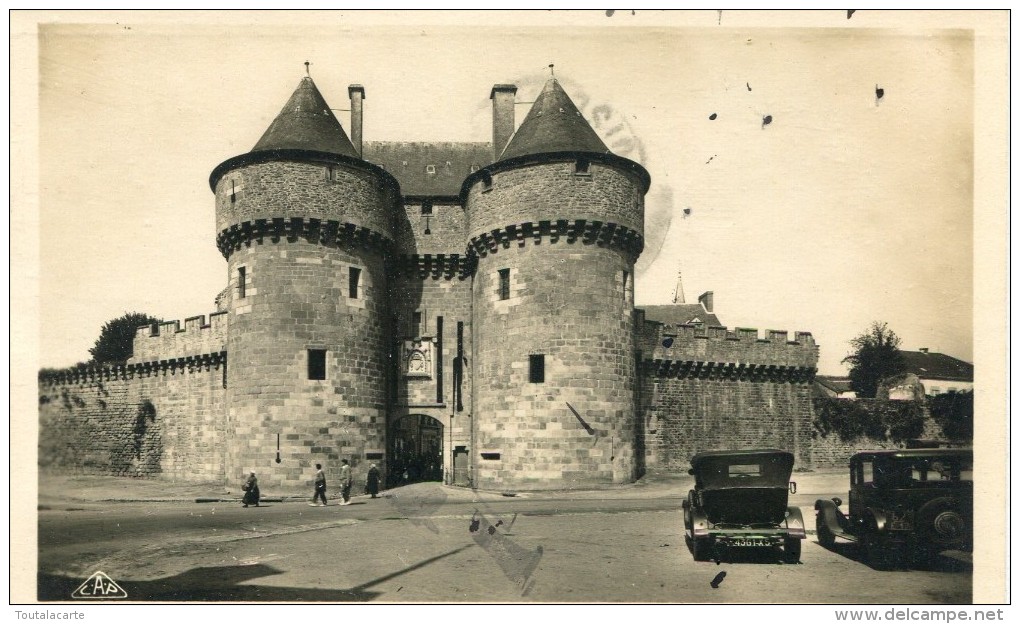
left=814, top=448, right=973, bottom=568
left=682, top=449, right=805, bottom=563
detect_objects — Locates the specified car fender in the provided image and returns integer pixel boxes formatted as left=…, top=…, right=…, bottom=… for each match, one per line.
left=687, top=503, right=711, bottom=537
left=862, top=508, right=889, bottom=534
left=785, top=506, right=806, bottom=538
left=814, top=498, right=850, bottom=537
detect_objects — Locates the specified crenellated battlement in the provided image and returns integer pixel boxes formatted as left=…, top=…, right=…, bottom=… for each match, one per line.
left=639, top=318, right=818, bottom=380
left=130, top=312, right=228, bottom=363
left=38, top=351, right=227, bottom=386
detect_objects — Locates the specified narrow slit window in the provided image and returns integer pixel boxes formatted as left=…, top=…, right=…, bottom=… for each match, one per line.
left=622, top=270, right=629, bottom=294
left=308, top=349, right=326, bottom=380
left=349, top=267, right=362, bottom=299
left=412, top=311, right=423, bottom=336
left=481, top=172, right=493, bottom=192
left=237, top=266, right=246, bottom=299
left=498, top=268, right=510, bottom=301
left=529, top=354, right=545, bottom=383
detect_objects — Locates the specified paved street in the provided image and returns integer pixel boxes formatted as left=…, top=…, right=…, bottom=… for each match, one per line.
left=36, top=473, right=972, bottom=603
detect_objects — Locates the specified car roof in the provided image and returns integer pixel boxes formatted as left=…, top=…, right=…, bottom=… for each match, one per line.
left=851, top=448, right=973, bottom=461
left=690, top=449, right=794, bottom=466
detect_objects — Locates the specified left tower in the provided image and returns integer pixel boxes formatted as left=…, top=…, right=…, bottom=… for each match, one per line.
left=210, top=77, right=399, bottom=488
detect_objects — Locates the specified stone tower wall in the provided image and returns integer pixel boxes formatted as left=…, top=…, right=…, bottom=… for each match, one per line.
left=215, top=159, right=393, bottom=489
left=466, top=159, right=645, bottom=490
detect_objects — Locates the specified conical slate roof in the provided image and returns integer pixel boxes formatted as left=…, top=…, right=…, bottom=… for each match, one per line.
left=499, top=78, right=609, bottom=161
left=251, top=77, right=359, bottom=158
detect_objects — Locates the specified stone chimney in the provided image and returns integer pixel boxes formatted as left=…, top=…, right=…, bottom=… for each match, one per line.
left=698, top=291, right=714, bottom=313
left=348, top=84, right=365, bottom=157
left=490, top=84, right=517, bottom=161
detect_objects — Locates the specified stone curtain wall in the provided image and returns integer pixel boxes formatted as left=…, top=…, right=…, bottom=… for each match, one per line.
left=642, top=377, right=816, bottom=473
left=130, top=312, right=227, bottom=363
left=39, top=362, right=226, bottom=481
left=639, top=323, right=818, bottom=473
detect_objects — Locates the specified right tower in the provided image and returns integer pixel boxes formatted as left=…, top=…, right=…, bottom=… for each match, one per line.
left=464, top=78, right=650, bottom=489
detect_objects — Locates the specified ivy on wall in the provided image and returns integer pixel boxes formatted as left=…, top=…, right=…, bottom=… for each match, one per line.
left=812, top=398, right=926, bottom=444
left=929, top=391, right=974, bottom=441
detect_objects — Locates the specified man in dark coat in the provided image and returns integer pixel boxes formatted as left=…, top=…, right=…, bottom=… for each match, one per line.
left=242, top=472, right=260, bottom=507
left=366, top=463, right=381, bottom=498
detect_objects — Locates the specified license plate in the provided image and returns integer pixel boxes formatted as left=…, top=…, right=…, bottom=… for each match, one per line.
left=730, top=538, right=769, bottom=547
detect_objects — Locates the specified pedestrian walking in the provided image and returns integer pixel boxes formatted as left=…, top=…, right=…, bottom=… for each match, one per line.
left=310, top=463, right=328, bottom=506
left=339, top=459, right=353, bottom=505
left=366, top=463, right=381, bottom=498
left=242, top=472, right=260, bottom=508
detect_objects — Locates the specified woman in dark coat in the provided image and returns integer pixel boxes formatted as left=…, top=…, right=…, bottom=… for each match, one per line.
left=242, top=472, right=260, bottom=507
left=366, top=463, right=381, bottom=498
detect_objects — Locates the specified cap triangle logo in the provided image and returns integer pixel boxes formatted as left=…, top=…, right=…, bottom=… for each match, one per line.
left=71, top=571, right=128, bottom=599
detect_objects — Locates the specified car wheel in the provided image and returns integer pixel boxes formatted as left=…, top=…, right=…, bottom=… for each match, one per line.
left=816, top=512, right=836, bottom=548
left=691, top=537, right=711, bottom=562
left=917, top=497, right=967, bottom=549
left=783, top=537, right=801, bottom=564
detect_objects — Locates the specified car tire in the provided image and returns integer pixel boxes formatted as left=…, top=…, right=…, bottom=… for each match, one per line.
left=816, top=512, right=836, bottom=548
left=783, top=537, right=801, bottom=564
left=916, top=497, right=967, bottom=549
left=691, top=537, right=711, bottom=562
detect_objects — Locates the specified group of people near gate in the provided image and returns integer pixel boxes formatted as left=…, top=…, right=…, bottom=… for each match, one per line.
left=240, top=460, right=382, bottom=508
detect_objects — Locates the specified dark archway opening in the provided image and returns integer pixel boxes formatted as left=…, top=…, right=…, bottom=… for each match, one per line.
left=388, top=414, right=443, bottom=487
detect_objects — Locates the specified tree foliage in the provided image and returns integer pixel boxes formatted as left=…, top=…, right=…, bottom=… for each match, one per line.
left=89, top=312, right=162, bottom=365
left=842, top=322, right=906, bottom=398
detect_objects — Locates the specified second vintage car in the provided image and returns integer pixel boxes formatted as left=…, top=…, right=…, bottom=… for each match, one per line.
left=814, top=448, right=973, bottom=568
left=682, top=449, right=805, bottom=563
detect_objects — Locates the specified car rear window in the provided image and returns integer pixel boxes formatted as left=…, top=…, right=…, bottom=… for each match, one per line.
left=728, top=464, right=761, bottom=477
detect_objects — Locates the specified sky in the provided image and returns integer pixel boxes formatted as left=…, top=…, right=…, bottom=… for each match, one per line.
left=20, top=10, right=1003, bottom=375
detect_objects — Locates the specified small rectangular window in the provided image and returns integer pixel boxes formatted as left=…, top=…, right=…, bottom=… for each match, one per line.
left=425, top=164, right=436, bottom=174
left=622, top=270, right=629, bottom=294
left=349, top=267, right=361, bottom=299
left=498, top=268, right=510, bottom=301
left=412, top=311, right=423, bottom=336
left=575, top=159, right=590, bottom=175
left=308, top=349, right=326, bottom=380
left=529, top=354, right=545, bottom=383
left=237, top=266, right=246, bottom=299
left=481, top=452, right=501, bottom=461
left=421, top=201, right=433, bottom=215
left=481, top=172, right=493, bottom=192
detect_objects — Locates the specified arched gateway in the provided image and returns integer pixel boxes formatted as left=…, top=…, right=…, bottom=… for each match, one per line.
left=388, top=413, right=444, bottom=487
